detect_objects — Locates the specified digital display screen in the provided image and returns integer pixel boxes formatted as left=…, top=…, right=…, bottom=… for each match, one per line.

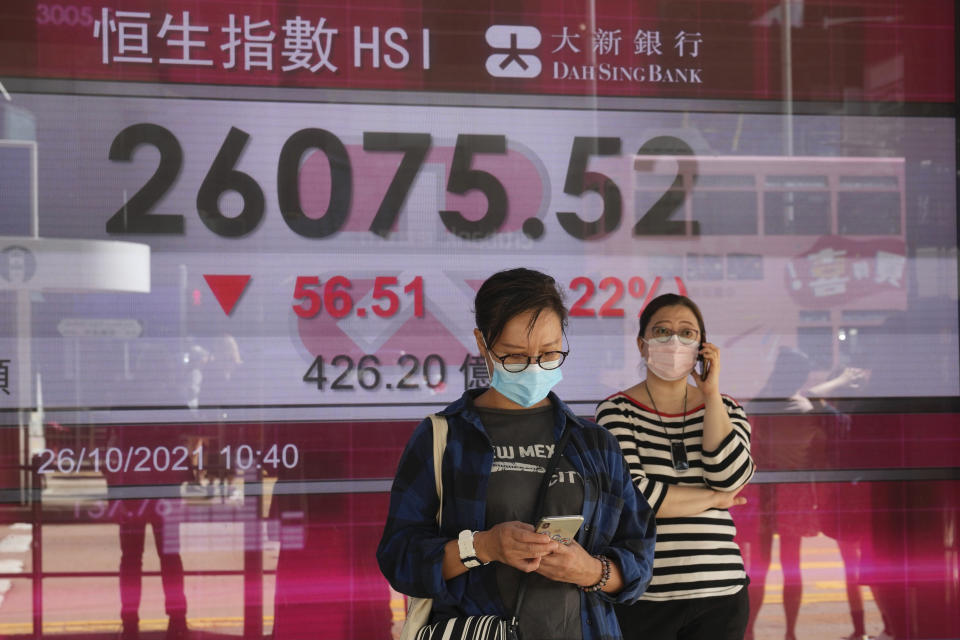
left=0, top=94, right=954, bottom=421
left=0, top=1, right=955, bottom=419
left=0, top=2, right=956, bottom=639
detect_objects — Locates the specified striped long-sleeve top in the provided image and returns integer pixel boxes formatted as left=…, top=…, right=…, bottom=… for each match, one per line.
left=595, top=392, right=754, bottom=601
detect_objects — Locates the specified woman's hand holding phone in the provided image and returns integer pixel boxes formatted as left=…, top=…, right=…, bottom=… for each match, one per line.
left=474, top=521, right=558, bottom=572
left=535, top=539, right=604, bottom=587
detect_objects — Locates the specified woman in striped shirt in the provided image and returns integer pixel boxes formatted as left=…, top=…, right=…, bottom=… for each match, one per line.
left=595, top=294, right=755, bottom=640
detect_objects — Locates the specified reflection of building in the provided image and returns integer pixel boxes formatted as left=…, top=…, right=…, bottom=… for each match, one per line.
left=2, top=212, right=150, bottom=478
left=0, top=245, right=36, bottom=284
left=626, top=153, right=910, bottom=397
left=0, top=359, right=9, bottom=396
left=1, top=101, right=152, bottom=637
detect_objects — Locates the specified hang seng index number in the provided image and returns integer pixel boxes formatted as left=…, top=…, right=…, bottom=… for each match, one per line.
left=105, top=124, right=698, bottom=241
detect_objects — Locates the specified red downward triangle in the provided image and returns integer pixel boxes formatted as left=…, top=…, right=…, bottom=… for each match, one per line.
left=203, top=275, right=251, bottom=316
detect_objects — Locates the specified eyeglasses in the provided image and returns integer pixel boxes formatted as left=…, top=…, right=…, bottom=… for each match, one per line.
left=489, top=349, right=569, bottom=372
left=647, top=326, right=700, bottom=346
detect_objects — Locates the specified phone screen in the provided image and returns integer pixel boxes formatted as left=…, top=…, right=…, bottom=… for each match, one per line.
left=535, top=515, right=584, bottom=545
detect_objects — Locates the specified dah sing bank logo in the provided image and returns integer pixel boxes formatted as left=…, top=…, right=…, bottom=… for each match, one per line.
left=485, top=24, right=705, bottom=85
left=485, top=25, right=542, bottom=78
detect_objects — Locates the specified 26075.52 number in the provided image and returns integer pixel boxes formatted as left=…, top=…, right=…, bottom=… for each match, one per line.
left=105, top=123, right=700, bottom=242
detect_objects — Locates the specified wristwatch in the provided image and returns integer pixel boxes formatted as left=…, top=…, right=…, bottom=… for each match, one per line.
left=457, top=529, right=485, bottom=568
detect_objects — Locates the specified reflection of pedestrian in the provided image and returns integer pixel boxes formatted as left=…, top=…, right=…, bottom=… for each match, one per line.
left=118, top=504, right=188, bottom=639
left=203, top=334, right=243, bottom=388
left=810, top=324, right=904, bottom=640
left=105, top=426, right=191, bottom=640
left=805, top=366, right=873, bottom=640
left=743, top=348, right=822, bottom=640
left=184, top=333, right=244, bottom=408
left=108, top=347, right=192, bottom=640
left=183, top=334, right=245, bottom=500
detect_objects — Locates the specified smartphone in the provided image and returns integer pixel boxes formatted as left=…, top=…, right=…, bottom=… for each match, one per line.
left=698, top=341, right=710, bottom=381
left=535, top=515, right=584, bottom=545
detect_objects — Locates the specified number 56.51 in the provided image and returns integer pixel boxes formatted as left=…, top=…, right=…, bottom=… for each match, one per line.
left=291, top=274, right=424, bottom=319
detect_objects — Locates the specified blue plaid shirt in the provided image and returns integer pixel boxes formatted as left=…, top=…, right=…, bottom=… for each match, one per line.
left=378, top=390, right=656, bottom=640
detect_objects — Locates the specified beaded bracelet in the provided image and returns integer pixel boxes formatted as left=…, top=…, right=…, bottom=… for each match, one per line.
left=582, top=555, right=611, bottom=592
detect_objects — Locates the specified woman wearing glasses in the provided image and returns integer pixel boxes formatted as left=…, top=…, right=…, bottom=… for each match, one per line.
left=378, top=268, right=655, bottom=640
left=595, top=294, right=755, bottom=640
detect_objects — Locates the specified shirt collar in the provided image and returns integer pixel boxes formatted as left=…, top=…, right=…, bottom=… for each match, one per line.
left=438, top=389, right=581, bottom=435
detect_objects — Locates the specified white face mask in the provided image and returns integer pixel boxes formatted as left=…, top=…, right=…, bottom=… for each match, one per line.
left=643, top=336, right=699, bottom=381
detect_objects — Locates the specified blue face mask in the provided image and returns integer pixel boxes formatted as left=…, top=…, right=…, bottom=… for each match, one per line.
left=489, top=360, right=563, bottom=407
left=484, top=349, right=564, bottom=408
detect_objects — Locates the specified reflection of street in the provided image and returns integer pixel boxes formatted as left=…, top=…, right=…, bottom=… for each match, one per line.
left=749, top=533, right=883, bottom=639
left=0, top=522, right=30, bottom=616
left=0, top=492, right=281, bottom=638
left=0, top=415, right=406, bottom=639
left=0, top=516, right=895, bottom=640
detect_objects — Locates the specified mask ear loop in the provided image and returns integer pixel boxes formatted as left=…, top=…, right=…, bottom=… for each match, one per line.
left=479, top=333, right=494, bottom=379
left=637, top=358, right=649, bottom=377
left=637, top=336, right=647, bottom=376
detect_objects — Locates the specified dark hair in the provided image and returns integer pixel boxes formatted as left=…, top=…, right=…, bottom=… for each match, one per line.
left=475, top=268, right=567, bottom=347
left=638, top=293, right=706, bottom=343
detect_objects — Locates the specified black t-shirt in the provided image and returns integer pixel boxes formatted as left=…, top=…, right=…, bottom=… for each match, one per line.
left=475, top=401, right=584, bottom=640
